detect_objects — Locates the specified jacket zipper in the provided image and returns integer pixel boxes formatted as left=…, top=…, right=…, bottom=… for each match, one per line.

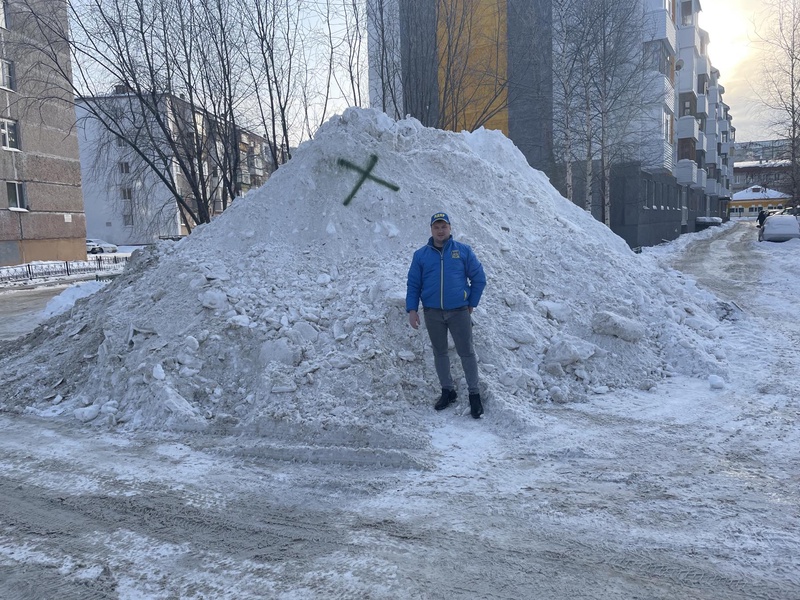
left=439, top=248, right=444, bottom=308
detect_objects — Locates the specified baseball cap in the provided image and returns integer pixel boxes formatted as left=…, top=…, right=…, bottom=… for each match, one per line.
left=430, top=212, right=450, bottom=225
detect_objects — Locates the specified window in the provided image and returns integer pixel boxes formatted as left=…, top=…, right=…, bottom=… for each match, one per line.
left=121, top=187, right=133, bottom=200
left=119, top=161, right=130, bottom=174
left=123, top=209, right=133, bottom=226
left=0, top=1, right=7, bottom=29
left=0, top=59, right=13, bottom=90
left=645, top=41, right=671, bottom=77
left=0, top=118, right=18, bottom=149
left=7, top=181, right=24, bottom=209
left=681, top=1, right=693, bottom=26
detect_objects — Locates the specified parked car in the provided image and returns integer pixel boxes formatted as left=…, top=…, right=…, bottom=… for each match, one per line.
left=759, top=214, right=800, bottom=242
left=86, top=239, right=118, bottom=254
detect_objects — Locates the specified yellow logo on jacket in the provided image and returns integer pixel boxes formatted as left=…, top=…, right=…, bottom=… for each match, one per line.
left=451, top=250, right=460, bottom=259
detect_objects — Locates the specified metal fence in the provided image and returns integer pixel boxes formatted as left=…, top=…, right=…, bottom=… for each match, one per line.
left=0, top=255, right=129, bottom=284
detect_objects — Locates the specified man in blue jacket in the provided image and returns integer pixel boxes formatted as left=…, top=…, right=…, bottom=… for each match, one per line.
left=406, top=212, right=487, bottom=418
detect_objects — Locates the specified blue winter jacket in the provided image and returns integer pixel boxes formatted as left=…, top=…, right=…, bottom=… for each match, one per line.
left=406, top=236, right=486, bottom=312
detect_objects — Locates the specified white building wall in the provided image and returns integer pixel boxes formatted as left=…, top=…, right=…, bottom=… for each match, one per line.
left=75, top=100, right=181, bottom=245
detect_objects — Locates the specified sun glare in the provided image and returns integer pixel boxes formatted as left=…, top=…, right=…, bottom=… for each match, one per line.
left=700, top=0, right=756, bottom=79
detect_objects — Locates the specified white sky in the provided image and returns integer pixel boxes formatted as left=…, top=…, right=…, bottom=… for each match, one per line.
left=700, top=0, right=775, bottom=141
left=0, top=108, right=798, bottom=596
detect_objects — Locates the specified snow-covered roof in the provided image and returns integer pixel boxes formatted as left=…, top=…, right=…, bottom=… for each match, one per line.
left=734, top=159, right=791, bottom=169
left=731, top=185, right=791, bottom=201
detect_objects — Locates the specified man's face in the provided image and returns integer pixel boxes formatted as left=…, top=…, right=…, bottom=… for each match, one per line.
left=431, top=220, right=451, bottom=244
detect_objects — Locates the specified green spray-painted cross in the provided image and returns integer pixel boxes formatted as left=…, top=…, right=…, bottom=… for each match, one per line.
left=338, top=154, right=400, bottom=206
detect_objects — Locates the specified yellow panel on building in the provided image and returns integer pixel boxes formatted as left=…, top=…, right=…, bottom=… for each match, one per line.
left=437, top=0, right=509, bottom=134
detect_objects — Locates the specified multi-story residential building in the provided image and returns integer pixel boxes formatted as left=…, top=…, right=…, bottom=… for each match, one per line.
left=736, top=139, right=791, bottom=162
left=732, top=159, right=792, bottom=197
left=0, top=0, right=85, bottom=267
left=732, top=139, right=793, bottom=196
left=76, top=92, right=271, bottom=245
left=367, top=0, right=554, bottom=174
left=367, top=0, right=735, bottom=248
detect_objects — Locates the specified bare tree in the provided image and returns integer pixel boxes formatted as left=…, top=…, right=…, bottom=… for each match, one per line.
left=552, top=0, right=593, bottom=204
left=14, top=0, right=259, bottom=233
left=370, top=0, right=515, bottom=132
left=589, top=0, right=650, bottom=225
left=436, top=0, right=510, bottom=132
left=367, top=0, right=404, bottom=118
left=552, top=0, right=650, bottom=223
left=754, top=0, right=800, bottom=204
left=329, top=0, right=368, bottom=107
left=241, top=0, right=304, bottom=167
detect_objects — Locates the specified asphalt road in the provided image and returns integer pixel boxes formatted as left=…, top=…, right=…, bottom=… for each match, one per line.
left=0, top=285, right=70, bottom=341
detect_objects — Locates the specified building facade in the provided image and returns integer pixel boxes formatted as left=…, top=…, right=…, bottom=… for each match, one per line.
left=367, top=0, right=554, bottom=174
left=76, top=93, right=271, bottom=245
left=367, top=0, right=735, bottom=249
left=729, top=185, right=791, bottom=219
left=732, top=139, right=794, bottom=197
left=612, top=0, right=734, bottom=247
left=0, top=0, right=85, bottom=267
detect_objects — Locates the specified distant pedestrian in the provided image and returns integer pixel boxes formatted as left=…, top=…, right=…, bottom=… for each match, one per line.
left=757, top=209, right=768, bottom=227
left=406, top=212, right=487, bottom=418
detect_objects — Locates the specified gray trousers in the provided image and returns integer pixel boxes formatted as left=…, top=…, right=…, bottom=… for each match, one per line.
left=423, top=307, right=480, bottom=394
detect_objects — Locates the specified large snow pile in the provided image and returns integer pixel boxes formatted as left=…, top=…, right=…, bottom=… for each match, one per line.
left=0, top=108, right=730, bottom=459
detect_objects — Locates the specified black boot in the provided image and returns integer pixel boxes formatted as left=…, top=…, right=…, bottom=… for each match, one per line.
left=469, top=393, right=483, bottom=419
left=434, top=388, right=457, bottom=411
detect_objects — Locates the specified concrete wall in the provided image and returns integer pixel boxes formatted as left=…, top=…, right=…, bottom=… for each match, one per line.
left=76, top=101, right=182, bottom=245
left=399, top=0, right=439, bottom=127
left=507, top=0, right=554, bottom=174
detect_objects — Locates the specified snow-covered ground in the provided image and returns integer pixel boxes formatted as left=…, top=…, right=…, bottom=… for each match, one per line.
left=0, top=109, right=798, bottom=599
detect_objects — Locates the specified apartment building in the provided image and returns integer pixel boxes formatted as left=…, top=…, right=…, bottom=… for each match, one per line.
left=367, top=0, right=734, bottom=248
left=367, top=0, right=554, bottom=174
left=76, top=92, right=271, bottom=245
left=732, top=139, right=793, bottom=196
left=612, top=0, right=734, bottom=247
left=0, top=0, right=84, bottom=267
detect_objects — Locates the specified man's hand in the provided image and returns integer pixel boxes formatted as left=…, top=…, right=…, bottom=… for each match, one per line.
left=468, top=306, right=474, bottom=314
left=408, top=310, right=420, bottom=329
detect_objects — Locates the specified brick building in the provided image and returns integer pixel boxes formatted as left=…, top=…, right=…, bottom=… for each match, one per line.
left=0, top=0, right=84, bottom=267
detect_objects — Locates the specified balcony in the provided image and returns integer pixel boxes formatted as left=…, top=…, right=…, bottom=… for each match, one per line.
left=705, top=118, right=719, bottom=138
left=643, top=138, right=675, bottom=172
left=706, top=178, right=719, bottom=197
left=697, top=130, right=707, bottom=153
left=696, top=94, right=708, bottom=116
left=677, top=115, right=700, bottom=140
left=675, top=158, right=698, bottom=186
left=645, top=8, right=677, bottom=54
left=706, top=140, right=718, bottom=163
left=645, top=72, right=675, bottom=109
left=676, top=58, right=697, bottom=93
left=678, top=24, right=701, bottom=52
left=696, top=55, right=709, bottom=76
left=696, top=168, right=707, bottom=190
left=720, top=140, right=733, bottom=155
